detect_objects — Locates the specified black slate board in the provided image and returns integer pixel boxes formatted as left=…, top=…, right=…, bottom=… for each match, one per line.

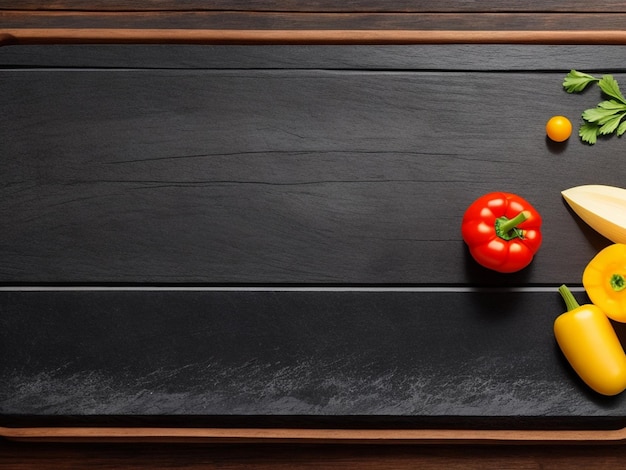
left=3, top=288, right=626, bottom=430
left=1, top=44, right=626, bottom=429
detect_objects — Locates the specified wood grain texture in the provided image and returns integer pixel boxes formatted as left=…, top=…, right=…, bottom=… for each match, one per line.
left=2, top=0, right=626, bottom=13
left=6, top=424, right=626, bottom=443
left=4, top=1, right=626, bottom=46
left=1, top=48, right=622, bottom=285
left=4, top=12, right=626, bottom=31
left=3, top=44, right=626, bottom=70
left=1, top=442, right=626, bottom=470
left=6, top=29, right=626, bottom=46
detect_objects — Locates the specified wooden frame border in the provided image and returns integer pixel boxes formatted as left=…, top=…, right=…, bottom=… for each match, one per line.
left=2, top=426, right=626, bottom=444
left=3, top=29, right=626, bottom=46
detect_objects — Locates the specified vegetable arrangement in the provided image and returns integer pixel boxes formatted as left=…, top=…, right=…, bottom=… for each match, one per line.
left=555, top=184, right=626, bottom=394
left=458, top=71, right=626, bottom=397
left=458, top=185, right=626, bottom=394
left=554, top=244, right=626, bottom=396
left=556, top=72, right=626, bottom=394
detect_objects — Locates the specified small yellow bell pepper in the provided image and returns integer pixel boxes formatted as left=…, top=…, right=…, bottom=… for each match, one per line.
left=583, top=243, right=626, bottom=323
left=554, top=285, right=626, bottom=396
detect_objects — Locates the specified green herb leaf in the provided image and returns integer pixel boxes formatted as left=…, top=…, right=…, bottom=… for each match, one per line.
left=599, top=113, right=625, bottom=135
left=581, top=106, right=620, bottom=123
left=564, top=71, right=626, bottom=144
left=598, top=109, right=626, bottom=126
left=598, top=75, right=626, bottom=105
left=579, top=121, right=600, bottom=145
left=598, top=99, right=626, bottom=110
left=563, top=70, right=599, bottom=93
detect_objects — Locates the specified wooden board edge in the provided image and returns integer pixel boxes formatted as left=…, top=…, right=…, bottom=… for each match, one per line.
left=2, top=29, right=626, bottom=46
left=2, top=426, right=626, bottom=444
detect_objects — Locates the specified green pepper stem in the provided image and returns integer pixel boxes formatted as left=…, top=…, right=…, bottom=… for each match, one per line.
left=610, top=274, right=626, bottom=292
left=559, top=284, right=580, bottom=312
left=498, top=211, right=529, bottom=234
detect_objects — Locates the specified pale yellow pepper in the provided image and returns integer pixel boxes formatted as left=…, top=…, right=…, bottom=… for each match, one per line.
left=583, top=243, right=626, bottom=323
left=554, top=285, right=626, bottom=396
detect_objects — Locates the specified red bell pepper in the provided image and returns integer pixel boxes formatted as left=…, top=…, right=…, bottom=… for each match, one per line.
left=461, top=192, right=542, bottom=273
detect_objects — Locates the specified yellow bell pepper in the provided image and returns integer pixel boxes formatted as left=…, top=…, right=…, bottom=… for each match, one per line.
left=554, top=285, right=626, bottom=396
left=583, top=243, right=626, bottom=323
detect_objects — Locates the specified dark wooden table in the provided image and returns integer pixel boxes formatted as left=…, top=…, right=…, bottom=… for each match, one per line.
left=4, top=0, right=626, bottom=45
left=5, top=441, right=626, bottom=469
left=4, top=2, right=626, bottom=468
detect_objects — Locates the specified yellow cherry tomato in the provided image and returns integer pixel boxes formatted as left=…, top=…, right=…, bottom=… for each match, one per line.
left=546, top=115, right=572, bottom=142
left=554, top=285, right=626, bottom=396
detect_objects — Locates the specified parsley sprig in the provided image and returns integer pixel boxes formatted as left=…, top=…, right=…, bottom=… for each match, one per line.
left=563, top=70, right=626, bottom=145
